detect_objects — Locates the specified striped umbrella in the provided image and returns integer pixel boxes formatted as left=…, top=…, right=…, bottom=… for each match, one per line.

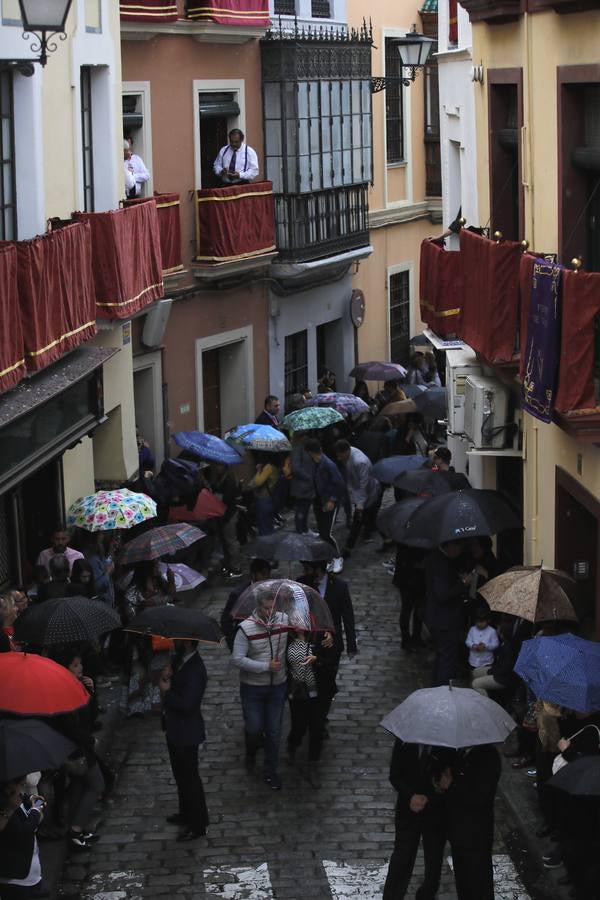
left=282, top=406, right=343, bottom=432
left=120, top=524, right=206, bottom=565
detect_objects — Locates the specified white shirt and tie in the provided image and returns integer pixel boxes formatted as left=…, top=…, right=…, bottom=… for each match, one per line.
left=125, top=153, right=150, bottom=196
left=213, top=142, right=259, bottom=185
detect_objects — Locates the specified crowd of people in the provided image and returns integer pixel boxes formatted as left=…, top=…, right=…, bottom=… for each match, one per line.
left=0, top=360, right=598, bottom=900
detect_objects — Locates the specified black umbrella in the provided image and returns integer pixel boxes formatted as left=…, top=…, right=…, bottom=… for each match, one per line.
left=393, top=469, right=455, bottom=496
left=413, top=386, right=447, bottom=419
left=0, top=719, right=76, bottom=781
left=241, top=531, right=335, bottom=562
left=13, top=596, right=121, bottom=646
left=401, top=489, right=521, bottom=547
left=549, top=755, right=600, bottom=796
left=123, top=606, right=222, bottom=644
left=377, top=497, right=427, bottom=543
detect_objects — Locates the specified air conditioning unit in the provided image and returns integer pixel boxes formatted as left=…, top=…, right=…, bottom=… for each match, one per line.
left=445, top=347, right=482, bottom=435
left=464, top=375, right=509, bottom=450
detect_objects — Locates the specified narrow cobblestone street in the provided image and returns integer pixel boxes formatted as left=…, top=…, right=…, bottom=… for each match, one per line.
left=58, top=518, right=561, bottom=900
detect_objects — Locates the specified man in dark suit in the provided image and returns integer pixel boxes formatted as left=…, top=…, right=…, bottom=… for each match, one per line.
left=255, top=395, right=280, bottom=427
left=159, top=640, right=209, bottom=842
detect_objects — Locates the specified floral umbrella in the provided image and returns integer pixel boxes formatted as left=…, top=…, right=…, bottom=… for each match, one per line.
left=282, top=406, right=344, bottom=432
left=305, top=392, right=370, bottom=417
left=67, top=489, right=157, bottom=532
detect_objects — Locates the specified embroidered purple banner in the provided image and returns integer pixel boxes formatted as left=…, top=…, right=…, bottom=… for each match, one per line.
left=522, top=259, right=563, bottom=423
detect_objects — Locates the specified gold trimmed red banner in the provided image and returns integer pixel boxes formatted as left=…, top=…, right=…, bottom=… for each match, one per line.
left=186, top=0, right=270, bottom=25
left=0, top=244, right=25, bottom=395
left=195, top=180, right=276, bottom=265
left=120, top=1, right=178, bottom=22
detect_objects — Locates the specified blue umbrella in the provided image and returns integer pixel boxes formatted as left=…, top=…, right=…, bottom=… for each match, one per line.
left=173, top=432, right=242, bottom=465
left=372, top=455, right=427, bottom=484
left=401, top=384, right=428, bottom=400
left=514, top=633, right=600, bottom=713
left=225, top=424, right=291, bottom=453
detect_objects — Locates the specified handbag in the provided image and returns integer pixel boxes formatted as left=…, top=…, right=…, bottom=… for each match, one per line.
left=552, top=723, right=600, bottom=775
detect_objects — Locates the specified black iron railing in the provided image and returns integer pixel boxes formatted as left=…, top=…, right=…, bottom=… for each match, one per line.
left=274, top=184, right=370, bottom=262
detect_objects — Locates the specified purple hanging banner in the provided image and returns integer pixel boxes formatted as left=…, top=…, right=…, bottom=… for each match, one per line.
left=522, top=259, right=563, bottom=423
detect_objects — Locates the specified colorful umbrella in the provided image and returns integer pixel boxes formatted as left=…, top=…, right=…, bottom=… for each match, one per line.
left=514, top=634, right=600, bottom=713
left=349, top=361, right=408, bottom=381
left=13, top=596, right=121, bottom=646
left=173, top=432, right=242, bottom=465
left=0, top=653, right=90, bottom=716
left=158, top=562, right=206, bottom=592
left=282, top=407, right=344, bottom=432
left=372, top=455, right=427, bottom=484
left=0, top=719, right=76, bottom=781
left=225, top=424, right=291, bottom=453
left=120, top=523, right=206, bottom=566
left=305, top=392, right=370, bottom=417
left=231, top=579, right=334, bottom=633
left=380, top=686, right=516, bottom=749
left=124, top=606, right=222, bottom=644
left=67, top=489, right=157, bottom=532
left=479, top=566, right=578, bottom=623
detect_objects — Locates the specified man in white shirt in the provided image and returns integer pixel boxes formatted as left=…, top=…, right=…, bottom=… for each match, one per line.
left=123, top=139, right=150, bottom=197
left=213, top=129, right=259, bottom=186
left=36, top=526, right=83, bottom=575
left=334, top=439, right=382, bottom=558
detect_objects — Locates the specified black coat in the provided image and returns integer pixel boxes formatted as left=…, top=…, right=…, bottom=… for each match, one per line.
left=220, top=580, right=251, bottom=650
left=255, top=410, right=278, bottom=427
left=0, top=801, right=41, bottom=880
left=446, top=745, right=501, bottom=849
left=300, top=574, right=357, bottom=655
left=388, top=740, right=451, bottom=823
left=425, top=548, right=466, bottom=633
left=163, top=652, right=207, bottom=748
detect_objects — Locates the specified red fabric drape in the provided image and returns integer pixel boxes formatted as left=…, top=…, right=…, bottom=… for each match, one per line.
left=458, top=230, right=521, bottom=363
left=73, top=201, right=164, bottom=319
left=518, top=253, right=536, bottom=378
left=554, top=270, right=600, bottom=413
left=0, top=245, right=25, bottom=394
left=124, top=194, right=183, bottom=276
left=448, top=0, right=458, bottom=44
left=195, top=180, right=276, bottom=264
left=120, top=0, right=178, bottom=21
left=418, top=239, right=462, bottom=337
left=6, top=223, right=96, bottom=373
left=186, top=0, right=270, bottom=24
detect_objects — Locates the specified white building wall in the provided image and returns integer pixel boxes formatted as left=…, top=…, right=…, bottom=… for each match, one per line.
left=436, top=0, right=479, bottom=238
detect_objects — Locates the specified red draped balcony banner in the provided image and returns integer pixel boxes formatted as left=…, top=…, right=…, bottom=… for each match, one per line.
left=0, top=245, right=25, bottom=394
left=73, top=201, right=164, bottom=320
left=120, top=1, right=178, bottom=21
left=3, top=223, right=97, bottom=373
left=418, top=239, right=462, bottom=338
left=124, top=193, right=184, bottom=277
left=195, top=180, right=276, bottom=265
left=186, top=0, right=270, bottom=25
left=458, top=229, right=521, bottom=363
left=554, top=270, right=600, bottom=413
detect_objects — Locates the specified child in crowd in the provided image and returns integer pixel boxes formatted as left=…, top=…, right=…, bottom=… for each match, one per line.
left=466, top=610, right=499, bottom=669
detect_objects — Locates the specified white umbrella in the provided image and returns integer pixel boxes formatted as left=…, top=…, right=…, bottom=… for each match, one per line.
left=158, top=562, right=206, bottom=592
left=380, top=685, right=516, bottom=749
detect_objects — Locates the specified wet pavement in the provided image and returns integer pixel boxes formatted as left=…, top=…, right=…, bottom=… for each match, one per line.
left=52, top=511, right=573, bottom=899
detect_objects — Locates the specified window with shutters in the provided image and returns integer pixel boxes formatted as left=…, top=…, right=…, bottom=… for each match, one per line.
left=385, top=37, right=404, bottom=164
left=389, top=270, right=410, bottom=365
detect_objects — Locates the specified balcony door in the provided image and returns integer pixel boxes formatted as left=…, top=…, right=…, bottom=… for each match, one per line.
left=196, top=87, right=243, bottom=189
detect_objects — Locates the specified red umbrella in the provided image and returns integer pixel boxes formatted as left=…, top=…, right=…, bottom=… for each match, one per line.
left=0, top=652, right=90, bottom=716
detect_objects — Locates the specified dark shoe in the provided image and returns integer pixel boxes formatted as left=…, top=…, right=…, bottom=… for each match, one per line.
left=166, top=813, right=185, bottom=825
left=264, top=772, right=282, bottom=791
left=542, top=851, right=562, bottom=869
left=176, top=829, right=204, bottom=842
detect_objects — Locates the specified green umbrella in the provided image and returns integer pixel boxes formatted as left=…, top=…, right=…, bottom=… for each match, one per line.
left=282, top=406, right=344, bottom=432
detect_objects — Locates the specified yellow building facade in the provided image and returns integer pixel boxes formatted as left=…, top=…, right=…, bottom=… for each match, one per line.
left=462, top=0, right=600, bottom=635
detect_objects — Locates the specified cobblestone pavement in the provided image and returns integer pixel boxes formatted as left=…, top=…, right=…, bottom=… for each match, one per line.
left=58, top=515, right=565, bottom=900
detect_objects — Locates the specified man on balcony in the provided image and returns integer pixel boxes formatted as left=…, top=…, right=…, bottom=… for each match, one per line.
left=124, top=139, right=150, bottom=197
left=214, top=129, right=259, bottom=186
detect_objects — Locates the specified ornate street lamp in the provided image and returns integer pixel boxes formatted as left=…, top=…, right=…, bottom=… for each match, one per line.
left=18, top=0, right=73, bottom=67
left=396, top=24, right=435, bottom=84
left=371, top=24, right=435, bottom=93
